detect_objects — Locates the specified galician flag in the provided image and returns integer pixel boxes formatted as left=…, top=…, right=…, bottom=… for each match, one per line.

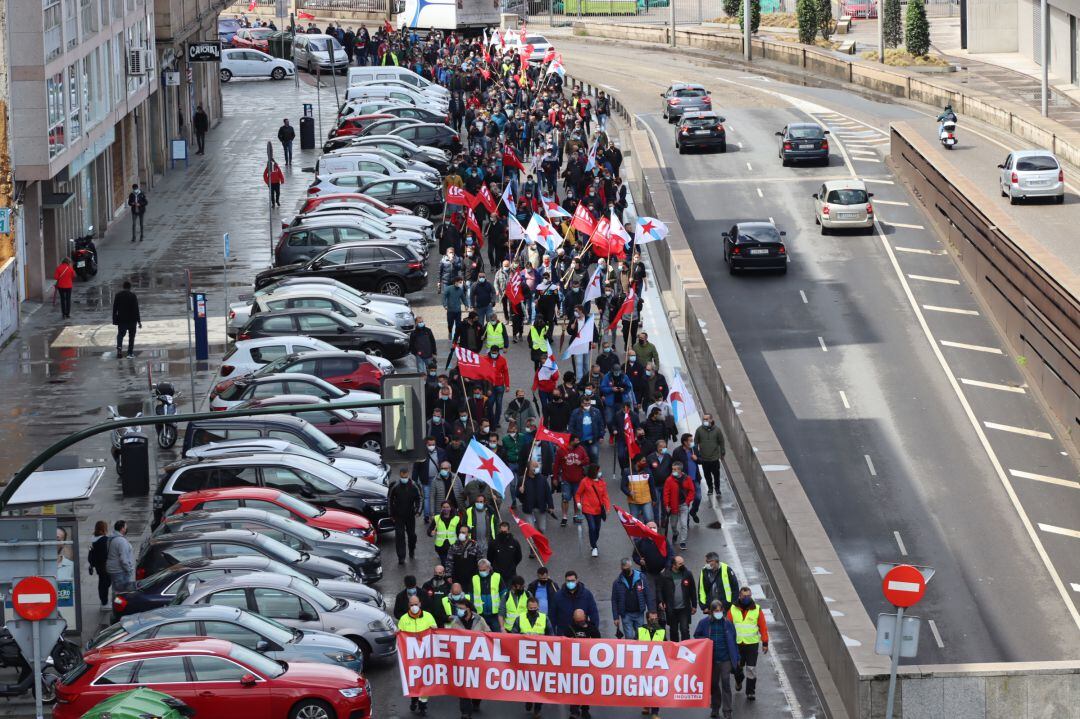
left=525, top=212, right=562, bottom=253
left=634, top=217, right=669, bottom=244
left=459, top=438, right=516, bottom=494
left=561, top=315, right=594, bottom=360
left=582, top=266, right=604, bottom=304
left=668, top=370, right=698, bottom=425
left=537, top=350, right=559, bottom=382
left=541, top=193, right=571, bottom=219
left=500, top=183, right=515, bottom=210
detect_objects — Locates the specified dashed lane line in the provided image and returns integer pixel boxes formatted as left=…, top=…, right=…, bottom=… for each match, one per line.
left=799, top=290, right=808, bottom=304
left=1009, top=469, right=1080, bottom=490
left=961, top=378, right=1025, bottom=393
left=893, top=531, right=907, bottom=555
left=923, top=305, right=977, bottom=315
left=756, top=187, right=764, bottom=198
left=852, top=157, right=882, bottom=163
left=818, top=336, right=828, bottom=352
left=873, top=200, right=910, bottom=206
left=886, top=221, right=926, bottom=230
left=928, top=620, right=945, bottom=648
left=983, top=421, right=1053, bottom=440
left=940, top=340, right=1003, bottom=354
left=839, top=390, right=850, bottom=409
left=864, top=454, right=877, bottom=476
left=907, top=274, right=960, bottom=285
left=1039, top=523, right=1080, bottom=540
left=862, top=178, right=894, bottom=185
left=894, top=246, right=937, bottom=255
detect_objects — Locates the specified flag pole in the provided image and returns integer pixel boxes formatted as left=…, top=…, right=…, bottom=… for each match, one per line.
left=460, top=372, right=475, bottom=428
left=623, top=229, right=641, bottom=369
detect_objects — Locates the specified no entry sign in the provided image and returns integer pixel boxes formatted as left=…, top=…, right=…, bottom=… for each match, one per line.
left=11, top=576, right=57, bottom=621
left=881, top=565, right=926, bottom=608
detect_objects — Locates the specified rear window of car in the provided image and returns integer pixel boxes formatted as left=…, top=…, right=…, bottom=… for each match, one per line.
left=682, top=116, right=717, bottom=128
left=674, top=88, right=706, bottom=98
left=737, top=226, right=782, bottom=244
left=216, top=383, right=248, bottom=402
left=826, top=189, right=868, bottom=205
left=1016, top=155, right=1058, bottom=171
left=788, top=126, right=823, bottom=139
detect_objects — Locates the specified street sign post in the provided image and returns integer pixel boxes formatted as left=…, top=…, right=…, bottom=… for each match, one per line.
left=7, top=577, right=62, bottom=719
left=882, top=564, right=926, bottom=607
left=11, top=576, right=57, bottom=620
left=223, top=233, right=230, bottom=346
left=879, top=564, right=934, bottom=719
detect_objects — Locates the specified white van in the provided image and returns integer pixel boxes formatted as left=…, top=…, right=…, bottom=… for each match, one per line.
left=346, top=66, right=448, bottom=97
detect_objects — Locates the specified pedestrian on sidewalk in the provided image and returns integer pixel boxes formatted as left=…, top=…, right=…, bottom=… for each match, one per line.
left=53, top=258, right=74, bottom=319
left=193, top=105, right=209, bottom=155
left=104, top=520, right=135, bottom=592
left=729, top=586, right=769, bottom=702
left=695, top=599, right=741, bottom=719
left=277, top=119, right=295, bottom=166
left=694, top=413, right=725, bottom=499
left=263, top=160, right=285, bottom=207
left=127, top=184, right=148, bottom=242
left=575, top=464, right=611, bottom=557
left=388, top=467, right=421, bottom=565
left=87, top=520, right=111, bottom=607
left=112, top=281, right=141, bottom=358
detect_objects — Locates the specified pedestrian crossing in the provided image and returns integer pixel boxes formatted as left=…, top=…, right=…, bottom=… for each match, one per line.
left=811, top=112, right=891, bottom=162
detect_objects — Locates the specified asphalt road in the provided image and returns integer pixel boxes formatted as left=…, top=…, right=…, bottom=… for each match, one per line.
left=547, top=35, right=1080, bottom=663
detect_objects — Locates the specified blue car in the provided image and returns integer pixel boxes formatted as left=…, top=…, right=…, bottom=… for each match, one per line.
left=88, top=605, right=365, bottom=674
left=218, top=18, right=242, bottom=43
left=777, top=122, right=830, bottom=166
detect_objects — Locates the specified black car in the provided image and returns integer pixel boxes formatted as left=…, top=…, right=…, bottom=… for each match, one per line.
left=777, top=123, right=830, bottom=166
left=386, top=122, right=462, bottom=155
left=378, top=105, right=448, bottom=125
left=135, top=529, right=357, bottom=583
left=111, top=556, right=383, bottom=620
left=237, top=308, right=410, bottom=359
left=275, top=213, right=426, bottom=265
left=342, top=137, right=449, bottom=174
left=254, top=242, right=428, bottom=296
left=675, top=111, right=727, bottom=153
left=356, top=177, right=444, bottom=219
left=722, top=221, right=788, bottom=274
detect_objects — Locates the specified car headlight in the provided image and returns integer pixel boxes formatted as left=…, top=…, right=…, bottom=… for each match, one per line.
left=377, top=318, right=392, bottom=326
left=367, top=500, right=387, bottom=510
left=347, top=527, right=365, bottom=537
left=396, top=312, right=412, bottom=320
left=394, top=337, right=407, bottom=344
left=327, top=652, right=359, bottom=663
left=369, top=617, right=396, bottom=631
left=339, top=687, right=364, bottom=698
left=344, top=547, right=374, bottom=559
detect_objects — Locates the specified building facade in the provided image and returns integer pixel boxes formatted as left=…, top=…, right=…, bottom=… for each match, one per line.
left=968, top=0, right=1080, bottom=86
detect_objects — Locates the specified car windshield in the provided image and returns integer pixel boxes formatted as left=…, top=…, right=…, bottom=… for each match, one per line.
left=302, top=422, right=341, bottom=453
left=525, top=35, right=547, bottom=45
left=683, top=116, right=717, bottom=128
left=674, top=88, right=706, bottom=98
left=136, top=566, right=182, bottom=589
left=293, top=582, right=339, bottom=611
left=788, top=126, right=823, bottom=139
left=826, top=189, right=868, bottom=205
left=310, top=37, right=342, bottom=52
left=230, top=643, right=285, bottom=678
left=273, top=516, right=324, bottom=541
left=290, top=456, right=354, bottom=487
left=737, top=226, right=782, bottom=244
left=87, top=622, right=129, bottom=648
left=276, top=492, right=324, bottom=518
left=253, top=534, right=303, bottom=562
left=1016, top=155, right=1058, bottom=171
left=258, top=356, right=295, bottom=374
left=243, top=612, right=297, bottom=644
left=216, top=382, right=249, bottom=401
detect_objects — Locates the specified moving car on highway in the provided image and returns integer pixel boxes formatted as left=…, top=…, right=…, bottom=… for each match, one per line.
left=661, top=82, right=712, bottom=123
left=777, top=123, right=830, bottom=166
left=813, top=180, right=876, bottom=234
left=722, top=221, right=789, bottom=274
left=998, top=150, right=1066, bottom=204
left=675, top=110, right=726, bottom=153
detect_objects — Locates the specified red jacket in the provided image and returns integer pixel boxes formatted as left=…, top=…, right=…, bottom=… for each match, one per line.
left=575, top=476, right=611, bottom=515
left=263, top=164, right=285, bottom=185
left=554, top=445, right=589, bottom=486
left=54, top=263, right=74, bottom=290
left=492, top=355, right=510, bottom=388
left=662, top=473, right=695, bottom=513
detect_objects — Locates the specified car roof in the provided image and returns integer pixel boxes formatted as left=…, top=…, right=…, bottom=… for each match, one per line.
left=177, top=487, right=286, bottom=503
left=300, top=33, right=337, bottom=41
left=121, top=604, right=246, bottom=631
left=249, top=307, right=342, bottom=319
left=86, top=637, right=234, bottom=663
left=670, top=82, right=705, bottom=90
left=188, top=571, right=307, bottom=593
left=1012, top=149, right=1057, bottom=158
left=160, top=555, right=278, bottom=573
left=237, top=394, right=334, bottom=407
left=288, top=214, right=380, bottom=228
left=736, top=221, right=779, bottom=231
left=188, top=413, right=307, bottom=429
left=680, top=110, right=717, bottom=119
left=320, top=238, right=416, bottom=250
left=822, top=179, right=867, bottom=191
left=165, top=507, right=281, bottom=526
left=234, top=336, right=331, bottom=349
left=168, top=452, right=300, bottom=471
left=787, top=122, right=823, bottom=130
left=148, top=528, right=261, bottom=545
left=186, top=438, right=299, bottom=456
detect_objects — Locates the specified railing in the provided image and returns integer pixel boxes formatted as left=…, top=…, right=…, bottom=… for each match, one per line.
left=297, top=0, right=388, bottom=11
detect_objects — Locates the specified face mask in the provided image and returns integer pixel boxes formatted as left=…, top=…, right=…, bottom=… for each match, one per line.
left=475, top=503, right=485, bottom=511
left=474, top=392, right=482, bottom=399
left=740, top=597, right=753, bottom=608
left=713, top=612, right=725, bottom=620
left=661, top=448, right=669, bottom=455
left=418, top=322, right=425, bottom=328
left=428, top=370, right=437, bottom=377
left=622, top=569, right=633, bottom=578
left=479, top=570, right=489, bottom=578
left=458, top=533, right=468, bottom=541
left=527, top=610, right=539, bottom=620
left=645, top=370, right=653, bottom=377
left=629, top=355, right=637, bottom=362
left=399, top=476, right=409, bottom=484
left=433, top=416, right=442, bottom=423
left=479, top=277, right=486, bottom=283
left=409, top=605, right=421, bottom=615
left=673, top=471, right=682, bottom=478
left=704, top=420, right=712, bottom=427
left=407, top=588, right=418, bottom=596
left=455, top=608, right=466, bottom=618
left=565, top=581, right=577, bottom=591
left=674, top=564, right=684, bottom=571
left=427, top=444, right=436, bottom=451
left=460, top=415, right=468, bottom=422
left=604, top=347, right=613, bottom=353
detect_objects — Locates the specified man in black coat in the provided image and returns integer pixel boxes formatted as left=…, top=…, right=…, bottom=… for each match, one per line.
left=193, top=105, right=209, bottom=155
left=487, top=522, right=522, bottom=581
left=127, top=184, right=147, bottom=242
left=277, top=119, right=296, bottom=166
left=112, top=281, right=141, bottom=358
left=387, top=467, right=421, bottom=565
left=409, top=316, right=437, bottom=373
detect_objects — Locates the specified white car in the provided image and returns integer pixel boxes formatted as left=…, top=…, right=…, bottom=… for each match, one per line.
left=219, top=49, right=295, bottom=82
left=998, top=150, right=1066, bottom=204
left=185, top=439, right=386, bottom=486
left=213, top=337, right=341, bottom=385
left=303, top=200, right=434, bottom=237
left=812, top=179, right=875, bottom=234
left=515, top=34, right=553, bottom=63
left=352, top=79, right=449, bottom=100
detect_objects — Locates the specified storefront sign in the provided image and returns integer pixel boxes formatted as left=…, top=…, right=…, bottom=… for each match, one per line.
left=187, top=41, right=222, bottom=63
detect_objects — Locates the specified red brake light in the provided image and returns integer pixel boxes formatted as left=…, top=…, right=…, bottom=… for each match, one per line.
left=228, top=310, right=236, bottom=320
left=237, top=331, right=251, bottom=341
left=408, top=261, right=423, bottom=270
left=680, top=128, right=689, bottom=135
left=702, top=97, right=711, bottom=104
left=1011, top=172, right=1018, bottom=184
left=821, top=205, right=830, bottom=216
left=221, top=365, right=235, bottom=377
left=452, top=135, right=460, bottom=143
left=307, top=187, right=320, bottom=194
left=716, top=124, right=724, bottom=132
left=783, top=142, right=792, bottom=151
left=821, top=140, right=829, bottom=151
left=866, top=203, right=874, bottom=215
left=778, top=245, right=787, bottom=254
left=1059, top=169, right=1064, bottom=182
left=113, top=595, right=128, bottom=611
left=135, top=567, right=145, bottom=580
left=731, top=246, right=741, bottom=255
left=668, top=98, right=680, bottom=105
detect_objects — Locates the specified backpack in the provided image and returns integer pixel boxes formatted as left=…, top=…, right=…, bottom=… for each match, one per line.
left=88, top=535, right=110, bottom=569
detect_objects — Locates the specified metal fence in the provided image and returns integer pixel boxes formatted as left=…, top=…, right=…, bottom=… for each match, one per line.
left=297, top=0, right=388, bottom=12
left=532, top=0, right=795, bottom=26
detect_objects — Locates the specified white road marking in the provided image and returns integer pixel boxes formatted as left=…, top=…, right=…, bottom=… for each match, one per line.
left=1009, top=469, right=1080, bottom=490
left=961, top=378, right=1025, bottom=393
left=907, top=274, right=959, bottom=285
left=886, top=221, right=925, bottom=230
left=1038, top=523, right=1080, bottom=540
left=746, top=162, right=753, bottom=171
left=940, top=340, right=1003, bottom=354
left=818, top=336, right=828, bottom=352
left=799, top=290, right=808, bottom=304
left=598, top=83, right=617, bottom=91
left=923, top=304, right=979, bottom=315
left=852, top=157, right=882, bottom=163
left=1073, top=583, right=1080, bottom=593
left=737, top=142, right=744, bottom=149
left=862, top=178, right=894, bottom=185
left=873, top=199, right=910, bottom=206
left=894, top=246, right=936, bottom=255
left=928, top=619, right=945, bottom=648
left=756, top=187, right=764, bottom=198
left=893, top=530, right=907, bottom=555
left=839, top=390, right=850, bottom=409
left=864, top=454, right=877, bottom=476
left=983, top=421, right=1053, bottom=440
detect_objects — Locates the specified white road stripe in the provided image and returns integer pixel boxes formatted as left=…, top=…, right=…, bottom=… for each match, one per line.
left=893, top=530, right=907, bottom=555
left=756, top=187, right=764, bottom=198
left=939, top=340, right=1001, bottom=354
left=928, top=619, right=945, bottom=648
left=894, top=246, right=936, bottom=255
left=887, top=221, right=925, bottom=230
left=907, top=274, right=960, bottom=285
left=983, top=421, right=1053, bottom=440
left=1072, top=583, right=1080, bottom=593
left=961, top=378, right=1025, bottom=393
left=873, top=200, right=909, bottom=206
left=839, top=390, right=850, bottom=409
left=1009, top=469, right=1080, bottom=489
left=864, top=454, right=877, bottom=476
left=799, top=290, right=808, bottom=304
left=746, top=162, right=753, bottom=171
left=852, top=157, right=882, bottom=163
left=1038, top=523, right=1080, bottom=540
left=737, top=142, right=744, bottom=149
left=923, top=304, right=979, bottom=315
left=818, top=336, right=828, bottom=352
left=862, top=178, right=894, bottom=185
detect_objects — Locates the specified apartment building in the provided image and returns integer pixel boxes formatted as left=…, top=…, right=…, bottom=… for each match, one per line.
left=968, top=0, right=1080, bottom=85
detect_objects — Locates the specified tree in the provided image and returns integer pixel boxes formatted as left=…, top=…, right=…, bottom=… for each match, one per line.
left=737, top=0, right=761, bottom=33
left=796, top=0, right=818, bottom=44
left=882, top=0, right=903, bottom=49
left=817, top=0, right=833, bottom=40
left=724, top=0, right=740, bottom=19
left=905, top=0, right=930, bottom=56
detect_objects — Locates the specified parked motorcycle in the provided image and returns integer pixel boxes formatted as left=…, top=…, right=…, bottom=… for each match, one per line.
left=107, top=405, right=144, bottom=476
left=153, top=382, right=181, bottom=449
left=0, top=624, right=81, bottom=702
left=68, top=226, right=98, bottom=281
left=939, top=120, right=958, bottom=149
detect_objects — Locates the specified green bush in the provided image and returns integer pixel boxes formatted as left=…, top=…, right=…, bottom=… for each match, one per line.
left=882, top=0, right=903, bottom=48
left=905, top=0, right=930, bottom=55
left=796, top=0, right=818, bottom=44
left=816, top=0, right=833, bottom=40
left=737, top=0, right=761, bottom=33
left=723, top=0, right=741, bottom=18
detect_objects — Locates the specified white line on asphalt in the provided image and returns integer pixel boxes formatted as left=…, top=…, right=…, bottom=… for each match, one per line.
left=894, top=246, right=936, bottom=255
left=862, top=178, right=894, bottom=184
left=928, top=619, right=945, bottom=648
left=874, top=200, right=910, bottom=206
left=671, top=175, right=852, bottom=185
left=756, top=187, right=764, bottom=198
left=839, top=390, right=850, bottom=409
left=983, top=421, right=1053, bottom=440
left=737, top=142, right=743, bottom=149
left=1038, top=523, right=1080, bottom=539
left=907, top=274, right=960, bottom=285
left=818, top=336, right=828, bottom=352
left=799, top=290, right=808, bottom=304
left=746, top=162, right=753, bottom=171
left=893, top=531, right=907, bottom=555
left=923, top=304, right=979, bottom=315
left=961, top=378, right=1025, bottom=393
left=886, top=221, right=925, bottom=229
left=940, top=340, right=1004, bottom=354
left=865, top=454, right=877, bottom=476
left=1073, top=583, right=1080, bottom=593
left=852, top=157, right=882, bottom=163
left=1009, top=469, right=1080, bottom=489
left=768, top=216, right=774, bottom=223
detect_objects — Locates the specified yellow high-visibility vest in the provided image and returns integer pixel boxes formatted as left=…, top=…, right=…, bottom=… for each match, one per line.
left=398, top=611, right=437, bottom=633
left=637, top=626, right=666, bottom=641
left=504, top=591, right=530, bottom=627
left=517, top=612, right=548, bottom=635
left=698, top=564, right=733, bottom=606
left=472, top=573, right=502, bottom=614
left=434, top=515, right=460, bottom=548
left=530, top=325, right=549, bottom=353
left=730, top=605, right=761, bottom=645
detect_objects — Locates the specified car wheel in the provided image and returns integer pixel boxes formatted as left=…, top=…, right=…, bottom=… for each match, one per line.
left=349, top=635, right=372, bottom=662
left=219, top=69, right=232, bottom=82
left=307, top=60, right=315, bottom=74
left=728, top=262, right=738, bottom=275
left=1009, top=194, right=1018, bottom=205
left=289, top=699, right=334, bottom=719
left=1056, top=194, right=1065, bottom=204
left=781, top=157, right=789, bottom=167
left=415, top=204, right=431, bottom=219
left=719, top=142, right=727, bottom=153
left=677, top=145, right=685, bottom=155
left=779, top=265, right=788, bottom=275
left=865, top=224, right=876, bottom=235
left=377, top=278, right=405, bottom=296
left=821, top=157, right=829, bottom=167
left=271, top=67, right=286, bottom=80
left=1001, top=185, right=1008, bottom=197
left=360, top=342, right=384, bottom=357
left=360, top=435, right=383, bottom=453
left=820, top=223, right=829, bottom=235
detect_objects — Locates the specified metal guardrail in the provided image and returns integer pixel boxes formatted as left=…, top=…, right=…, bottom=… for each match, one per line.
left=297, top=0, right=388, bottom=11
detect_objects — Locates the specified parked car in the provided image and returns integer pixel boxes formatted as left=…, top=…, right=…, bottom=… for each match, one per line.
left=52, top=638, right=372, bottom=719
left=343, top=84, right=447, bottom=111
left=351, top=79, right=449, bottom=101
left=299, top=191, right=413, bottom=216
left=339, top=135, right=449, bottom=173
left=346, top=65, right=447, bottom=97
left=386, top=122, right=462, bottom=154
left=357, top=117, right=426, bottom=138
left=777, top=123, right=830, bottom=166
left=299, top=199, right=435, bottom=238
left=164, top=487, right=377, bottom=542
left=274, top=213, right=425, bottom=266
left=231, top=396, right=385, bottom=452
left=229, top=282, right=415, bottom=336
left=111, top=555, right=384, bottom=620
left=153, top=509, right=382, bottom=583
left=722, top=221, right=789, bottom=274
left=153, top=454, right=391, bottom=528
left=217, top=17, right=242, bottom=42
left=355, top=177, right=444, bottom=219
left=211, top=337, right=341, bottom=382
left=225, top=350, right=387, bottom=392
left=185, top=437, right=385, bottom=490
left=175, top=574, right=397, bottom=661
left=373, top=104, right=450, bottom=126
left=231, top=27, right=273, bottom=52
left=317, top=149, right=440, bottom=184
left=842, top=0, right=877, bottom=18
left=329, top=114, right=394, bottom=139
left=88, top=605, right=364, bottom=673
left=236, top=308, right=410, bottom=359
left=254, top=243, right=428, bottom=296
left=998, top=150, right=1066, bottom=204
left=292, top=34, right=348, bottom=73
left=661, top=82, right=712, bottom=123
left=205, top=371, right=379, bottom=411
left=220, top=49, right=295, bottom=82
left=675, top=110, right=726, bottom=153
left=813, top=180, right=875, bottom=234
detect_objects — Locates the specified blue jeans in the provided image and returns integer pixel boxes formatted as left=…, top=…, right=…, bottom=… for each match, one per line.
left=572, top=353, right=588, bottom=378
left=488, top=386, right=505, bottom=426
left=281, top=140, right=293, bottom=165
left=603, top=405, right=620, bottom=436
left=585, top=513, right=603, bottom=549
left=628, top=502, right=653, bottom=523
left=620, top=611, right=644, bottom=638
left=476, top=306, right=494, bottom=325
left=581, top=440, right=599, bottom=464
left=414, top=353, right=430, bottom=373
left=598, top=113, right=609, bottom=132
left=421, top=483, right=432, bottom=519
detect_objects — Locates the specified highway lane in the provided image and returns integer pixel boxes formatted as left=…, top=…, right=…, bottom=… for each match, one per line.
left=552, top=37, right=1080, bottom=662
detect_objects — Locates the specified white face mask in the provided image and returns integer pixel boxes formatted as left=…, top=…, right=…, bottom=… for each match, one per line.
left=410, top=605, right=421, bottom=615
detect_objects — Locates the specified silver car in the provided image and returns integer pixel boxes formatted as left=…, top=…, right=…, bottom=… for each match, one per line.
left=661, top=83, right=713, bottom=123
left=998, top=150, right=1065, bottom=204
left=229, top=283, right=414, bottom=337
left=176, top=573, right=398, bottom=660
left=813, top=180, right=875, bottom=234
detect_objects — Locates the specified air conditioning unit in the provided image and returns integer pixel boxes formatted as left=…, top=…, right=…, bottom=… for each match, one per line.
left=127, top=47, right=148, bottom=76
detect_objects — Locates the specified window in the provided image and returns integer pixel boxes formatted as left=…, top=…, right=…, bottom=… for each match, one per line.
left=206, top=588, right=250, bottom=609
left=260, top=467, right=308, bottom=494
left=66, top=64, right=82, bottom=142
left=164, top=569, right=226, bottom=595
left=251, top=381, right=289, bottom=398
left=209, top=542, right=262, bottom=557
left=247, top=498, right=292, bottom=517
left=214, top=467, right=259, bottom=488
left=284, top=381, right=326, bottom=398
left=317, top=249, right=348, bottom=266
left=172, top=468, right=215, bottom=493
left=295, top=410, right=335, bottom=424
left=396, top=181, right=421, bottom=193
left=289, top=298, right=334, bottom=312
left=162, top=545, right=205, bottom=563
left=250, top=345, right=288, bottom=363
left=363, top=182, right=392, bottom=197
left=826, top=189, right=868, bottom=205
left=201, top=499, right=241, bottom=512
left=294, top=344, right=323, bottom=353
left=338, top=227, right=373, bottom=242
left=202, top=622, right=262, bottom=651
left=45, top=0, right=63, bottom=61
left=189, top=656, right=250, bottom=682
left=94, top=661, right=137, bottom=685
left=297, top=314, right=340, bottom=333
left=153, top=621, right=200, bottom=638
left=347, top=247, right=381, bottom=263
left=135, top=657, right=188, bottom=684
left=258, top=528, right=300, bottom=548
left=252, top=588, right=314, bottom=620
left=282, top=358, right=318, bottom=374
left=64, top=0, right=78, bottom=50
left=258, top=316, right=296, bottom=333
left=47, top=73, right=66, bottom=157
left=319, top=357, right=356, bottom=377
left=1016, top=155, right=1059, bottom=171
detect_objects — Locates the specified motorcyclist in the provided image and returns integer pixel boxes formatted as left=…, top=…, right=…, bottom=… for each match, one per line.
left=937, top=104, right=957, bottom=135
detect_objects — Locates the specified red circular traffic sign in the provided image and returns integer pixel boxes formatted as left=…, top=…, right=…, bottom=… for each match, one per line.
left=11, top=577, right=57, bottom=621
left=882, top=565, right=926, bottom=608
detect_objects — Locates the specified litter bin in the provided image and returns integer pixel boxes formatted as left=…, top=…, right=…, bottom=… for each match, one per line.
left=119, top=434, right=149, bottom=497
left=299, top=103, right=315, bottom=150
left=268, top=31, right=295, bottom=59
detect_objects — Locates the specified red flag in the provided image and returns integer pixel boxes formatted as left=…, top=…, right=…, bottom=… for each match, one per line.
left=480, top=67, right=491, bottom=81
left=247, top=0, right=257, bottom=11
left=523, top=44, right=535, bottom=59
left=455, top=347, right=496, bottom=382
left=296, top=10, right=315, bottom=19
left=570, top=203, right=597, bottom=236
left=590, top=215, right=614, bottom=257
left=445, top=185, right=474, bottom=207
left=502, top=147, right=526, bottom=172
left=476, top=185, right=497, bottom=214
left=535, top=422, right=571, bottom=451
left=615, top=505, right=668, bottom=557
left=542, top=47, right=557, bottom=63
left=607, top=286, right=636, bottom=331
left=622, top=410, right=640, bottom=460
left=464, top=207, right=484, bottom=246
left=505, top=270, right=525, bottom=308
left=510, top=510, right=553, bottom=564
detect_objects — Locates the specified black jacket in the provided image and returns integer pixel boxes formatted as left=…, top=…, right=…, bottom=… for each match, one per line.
left=658, top=567, right=697, bottom=615
left=409, top=326, right=437, bottom=359
left=193, top=109, right=209, bottom=133
left=112, top=289, right=141, bottom=325
left=127, top=191, right=148, bottom=216
left=277, top=124, right=296, bottom=143
left=487, top=532, right=522, bottom=580
left=387, top=479, right=421, bottom=520
left=563, top=621, right=601, bottom=639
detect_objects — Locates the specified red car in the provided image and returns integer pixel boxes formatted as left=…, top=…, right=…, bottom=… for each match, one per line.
left=330, top=114, right=394, bottom=139
left=231, top=27, right=273, bottom=52
left=234, top=394, right=384, bottom=451
left=165, top=486, right=376, bottom=543
left=54, top=637, right=371, bottom=719
left=300, top=192, right=412, bottom=215
left=216, top=350, right=385, bottom=393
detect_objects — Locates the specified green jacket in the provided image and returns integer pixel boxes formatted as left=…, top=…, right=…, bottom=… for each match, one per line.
left=633, top=340, right=659, bottom=372
left=500, top=433, right=522, bottom=465
left=694, top=424, right=725, bottom=462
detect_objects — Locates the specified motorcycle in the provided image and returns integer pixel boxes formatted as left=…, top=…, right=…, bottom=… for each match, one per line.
left=153, top=382, right=181, bottom=449
left=68, top=226, right=98, bottom=281
left=0, top=624, right=82, bottom=702
left=108, top=405, right=144, bottom=476
left=939, top=119, right=958, bottom=149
